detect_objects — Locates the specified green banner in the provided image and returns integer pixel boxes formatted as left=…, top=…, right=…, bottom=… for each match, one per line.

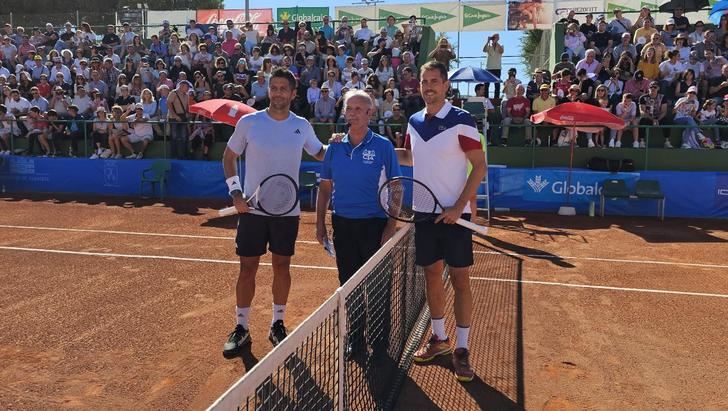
left=378, top=8, right=410, bottom=23
left=420, top=7, right=456, bottom=25
left=277, top=7, right=330, bottom=26
left=462, top=5, right=500, bottom=28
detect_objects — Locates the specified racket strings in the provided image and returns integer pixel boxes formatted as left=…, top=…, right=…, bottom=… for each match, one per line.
left=380, top=179, right=437, bottom=222
left=256, top=176, right=298, bottom=215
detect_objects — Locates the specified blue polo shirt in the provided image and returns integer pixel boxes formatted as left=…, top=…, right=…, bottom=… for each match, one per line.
left=321, top=130, right=402, bottom=219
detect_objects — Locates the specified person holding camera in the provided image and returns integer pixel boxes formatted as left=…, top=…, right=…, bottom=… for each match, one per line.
left=483, top=33, right=503, bottom=99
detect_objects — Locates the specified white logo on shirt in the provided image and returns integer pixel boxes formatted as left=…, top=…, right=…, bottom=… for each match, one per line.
left=362, top=149, right=376, bottom=164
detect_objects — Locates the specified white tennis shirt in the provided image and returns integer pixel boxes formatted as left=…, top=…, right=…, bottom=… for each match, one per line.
left=227, top=110, right=323, bottom=216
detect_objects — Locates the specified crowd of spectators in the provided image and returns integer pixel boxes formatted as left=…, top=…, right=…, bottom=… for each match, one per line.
left=0, top=14, right=431, bottom=159
left=481, top=7, right=728, bottom=149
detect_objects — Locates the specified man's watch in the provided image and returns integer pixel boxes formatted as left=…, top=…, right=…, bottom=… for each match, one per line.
left=229, top=189, right=243, bottom=197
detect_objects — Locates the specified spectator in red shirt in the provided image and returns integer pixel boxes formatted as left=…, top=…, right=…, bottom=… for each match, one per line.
left=398, top=67, right=422, bottom=117
left=501, top=84, right=532, bottom=146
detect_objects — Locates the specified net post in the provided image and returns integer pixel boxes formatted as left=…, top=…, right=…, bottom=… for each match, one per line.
left=336, top=287, right=346, bottom=410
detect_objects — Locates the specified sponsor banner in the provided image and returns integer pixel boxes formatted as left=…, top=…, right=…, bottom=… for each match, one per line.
left=277, top=7, right=330, bottom=30
left=554, top=1, right=603, bottom=20
left=196, top=9, right=274, bottom=35
left=336, top=2, right=504, bottom=32
left=507, top=1, right=556, bottom=30
left=488, top=168, right=727, bottom=218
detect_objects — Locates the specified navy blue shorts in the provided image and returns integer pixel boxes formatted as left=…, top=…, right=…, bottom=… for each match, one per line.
left=414, top=214, right=473, bottom=268
left=236, top=213, right=299, bottom=257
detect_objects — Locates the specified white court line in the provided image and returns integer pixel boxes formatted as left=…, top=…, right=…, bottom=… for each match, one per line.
left=0, top=246, right=337, bottom=271
left=3, top=224, right=728, bottom=269
left=0, top=224, right=320, bottom=244
left=471, top=277, right=728, bottom=299
left=473, top=250, right=728, bottom=270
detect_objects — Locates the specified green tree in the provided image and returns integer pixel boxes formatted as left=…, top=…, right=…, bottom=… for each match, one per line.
left=520, top=29, right=543, bottom=75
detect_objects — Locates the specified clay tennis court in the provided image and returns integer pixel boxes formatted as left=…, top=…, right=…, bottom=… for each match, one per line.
left=1, top=193, right=727, bottom=410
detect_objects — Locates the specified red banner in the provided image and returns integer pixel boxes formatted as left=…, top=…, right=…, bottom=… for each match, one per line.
left=196, top=9, right=273, bottom=35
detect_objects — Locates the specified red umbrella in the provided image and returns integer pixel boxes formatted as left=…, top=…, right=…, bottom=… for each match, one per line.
left=189, top=99, right=256, bottom=127
left=530, top=102, right=625, bottom=131
left=530, top=102, right=625, bottom=216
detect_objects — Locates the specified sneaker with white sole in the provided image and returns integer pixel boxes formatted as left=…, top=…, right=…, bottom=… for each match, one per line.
left=113, top=153, right=123, bottom=159
left=223, top=324, right=251, bottom=357
left=664, top=140, right=674, bottom=148
left=615, top=141, right=622, bottom=148
left=639, top=139, right=646, bottom=148
left=452, top=347, right=475, bottom=382
left=413, top=335, right=452, bottom=363
left=588, top=139, right=595, bottom=148
left=125, top=153, right=138, bottom=159
left=632, top=140, right=639, bottom=148
left=269, top=320, right=288, bottom=347
left=90, top=153, right=99, bottom=159
left=608, top=139, right=615, bottom=148
left=136, top=152, right=144, bottom=159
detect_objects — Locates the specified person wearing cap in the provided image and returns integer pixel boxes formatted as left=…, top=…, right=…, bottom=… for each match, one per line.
left=553, top=52, right=576, bottom=77
left=558, top=10, right=579, bottom=26
left=89, top=106, right=111, bottom=159
left=531, top=83, right=556, bottom=145
left=119, top=103, right=153, bottom=159
left=49, top=85, right=71, bottom=116
left=674, top=85, right=709, bottom=148
left=366, top=37, right=391, bottom=69
left=103, top=44, right=122, bottom=66
left=29, top=55, right=49, bottom=81
left=100, top=25, right=118, bottom=50
left=608, top=9, right=631, bottom=38
left=638, top=80, right=669, bottom=146
left=661, top=18, right=677, bottom=49
left=579, top=13, right=597, bottom=39
left=158, top=20, right=173, bottom=44
left=357, top=58, right=374, bottom=82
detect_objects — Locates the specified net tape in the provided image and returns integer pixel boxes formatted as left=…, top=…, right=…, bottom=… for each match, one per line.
left=209, top=225, right=428, bottom=411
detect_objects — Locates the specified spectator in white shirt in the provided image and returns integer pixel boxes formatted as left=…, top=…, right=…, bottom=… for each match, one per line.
left=358, top=58, right=374, bottom=82
left=186, top=20, right=204, bottom=38
left=345, top=72, right=365, bottom=90
left=72, top=86, right=93, bottom=118
left=354, top=19, right=374, bottom=52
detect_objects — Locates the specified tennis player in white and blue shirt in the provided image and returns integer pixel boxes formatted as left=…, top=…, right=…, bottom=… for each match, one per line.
left=397, top=61, right=486, bottom=382
left=222, top=68, right=325, bottom=357
left=315, top=90, right=402, bottom=285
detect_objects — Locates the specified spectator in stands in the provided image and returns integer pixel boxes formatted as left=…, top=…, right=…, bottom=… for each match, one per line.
left=358, top=58, right=374, bottom=82
left=637, top=46, right=660, bottom=81
left=250, top=71, right=269, bottom=109
left=575, top=69, right=595, bottom=97
left=659, top=50, right=685, bottom=99
left=674, top=86, right=710, bottom=148
left=694, top=29, right=718, bottom=61
left=335, top=17, right=353, bottom=47
left=278, top=20, right=296, bottom=46
left=483, top=33, right=503, bottom=98
left=672, top=7, right=690, bottom=32
left=590, top=20, right=613, bottom=58
left=641, top=33, right=666, bottom=63
left=158, top=20, right=172, bottom=44
left=398, top=67, right=421, bottom=117
left=314, top=84, right=336, bottom=130
left=186, top=20, right=204, bottom=38
left=323, top=70, right=343, bottom=100
left=634, top=18, right=657, bottom=54
left=24, top=106, right=47, bottom=156
left=675, top=69, right=698, bottom=101
left=690, top=21, right=705, bottom=46
left=0, top=104, right=21, bottom=155
left=72, top=85, right=92, bottom=118
left=613, top=33, right=637, bottom=62
left=501, top=84, right=532, bottom=146
left=553, top=53, right=575, bottom=77
left=661, top=19, right=677, bottom=49
left=404, top=15, right=422, bottom=57
left=531, top=83, right=555, bottom=145
left=608, top=9, right=632, bottom=39
left=638, top=81, right=669, bottom=146
left=580, top=13, right=596, bottom=39
left=28, top=86, right=48, bottom=112
left=345, top=71, right=365, bottom=90
left=367, top=38, right=391, bottom=69
left=120, top=103, right=152, bottom=159
left=631, top=6, right=653, bottom=32
left=354, top=19, right=374, bottom=52
left=610, top=93, right=638, bottom=148
left=148, top=35, right=168, bottom=63
left=711, top=101, right=728, bottom=148
left=375, top=56, right=394, bottom=86
left=575, top=49, right=602, bottom=78
left=564, top=23, right=586, bottom=61
left=615, top=52, right=635, bottom=82
left=527, top=70, right=548, bottom=99
left=502, top=68, right=522, bottom=101
left=167, top=80, right=191, bottom=159
left=624, top=70, right=650, bottom=100
left=396, top=51, right=418, bottom=81
left=603, top=68, right=624, bottom=104
left=320, top=16, right=334, bottom=42
left=685, top=51, right=704, bottom=80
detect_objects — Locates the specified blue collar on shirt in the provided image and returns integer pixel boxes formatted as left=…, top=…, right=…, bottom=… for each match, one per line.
left=342, top=129, right=374, bottom=155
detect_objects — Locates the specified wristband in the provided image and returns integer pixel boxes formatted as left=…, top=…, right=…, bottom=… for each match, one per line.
left=226, top=176, right=242, bottom=195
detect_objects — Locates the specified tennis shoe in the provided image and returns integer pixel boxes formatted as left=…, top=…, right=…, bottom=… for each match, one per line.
left=452, top=348, right=475, bottom=382
left=136, top=152, right=144, bottom=159
left=113, top=153, right=123, bottom=159
left=632, top=140, right=639, bottom=148
left=615, top=141, right=622, bottom=148
left=608, top=139, right=615, bottom=148
left=125, top=153, right=138, bottom=159
left=664, top=140, right=674, bottom=148
left=269, top=320, right=287, bottom=347
left=223, top=324, right=251, bottom=357
left=413, top=335, right=452, bottom=363
left=90, top=153, right=99, bottom=159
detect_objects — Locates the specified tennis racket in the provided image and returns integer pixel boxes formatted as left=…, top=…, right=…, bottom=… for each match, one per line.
left=219, top=174, right=299, bottom=217
left=378, top=176, right=488, bottom=236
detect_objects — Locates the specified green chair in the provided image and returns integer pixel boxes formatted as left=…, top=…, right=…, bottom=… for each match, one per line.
left=299, top=171, right=318, bottom=209
left=462, top=102, right=486, bottom=119
left=600, top=179, right=630, bottom=217
left=140, top=160, right=171, bottom=200
left=635, top=180, right=666, bottom=221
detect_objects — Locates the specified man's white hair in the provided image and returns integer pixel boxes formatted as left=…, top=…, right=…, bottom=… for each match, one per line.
left=343, top=89, right=374, bottom=112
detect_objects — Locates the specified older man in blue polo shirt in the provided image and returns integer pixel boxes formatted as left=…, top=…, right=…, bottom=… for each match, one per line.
left=316, top=89, right=402, bottom=286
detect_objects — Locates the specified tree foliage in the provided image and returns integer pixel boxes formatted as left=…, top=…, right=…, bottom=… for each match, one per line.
left=520, top=29, right=543, bottom=75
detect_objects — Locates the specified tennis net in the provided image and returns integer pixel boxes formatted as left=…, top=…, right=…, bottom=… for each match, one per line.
left=208, top=225, right=429, bottom=410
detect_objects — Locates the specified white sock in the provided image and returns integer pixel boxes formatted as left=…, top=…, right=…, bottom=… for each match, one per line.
left=431, top=317, right=447, bottom=341
left=456, top=325, right=470, bottom=349
left=235, top=306, right=250, bottom=328
left=272, top=304, right=286, bottom=325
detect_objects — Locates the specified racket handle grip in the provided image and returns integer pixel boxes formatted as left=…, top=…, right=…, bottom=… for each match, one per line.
left=219, top=206, right=238, bottom=217
left=456, top=218, right=489, bottom=236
